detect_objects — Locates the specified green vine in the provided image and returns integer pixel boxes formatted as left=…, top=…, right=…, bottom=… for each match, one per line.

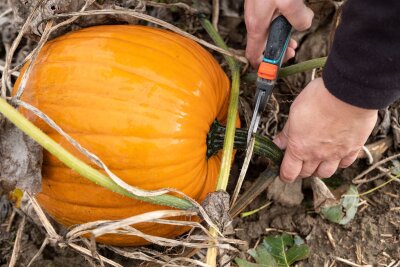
left=243, top=56, right=327, bottom=83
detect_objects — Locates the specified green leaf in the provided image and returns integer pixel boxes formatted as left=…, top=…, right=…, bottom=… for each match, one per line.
left=321, top=185, right=359, bottom=225
left=235, top=234, right=310, bottom=267
left=321, top=203, right=343, bottom=223
left=249, top=248, right=277, bottom=265
left=235, top=258, right=261, bottom=267
left=339, top=185, right=358, bottom=225
left=285, top=244, right=310, bottom=264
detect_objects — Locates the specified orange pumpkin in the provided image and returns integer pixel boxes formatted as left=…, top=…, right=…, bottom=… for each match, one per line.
left=14, top=25, right=235, bottom=246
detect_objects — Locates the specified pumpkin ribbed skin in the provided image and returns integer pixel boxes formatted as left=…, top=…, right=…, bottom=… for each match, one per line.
left=15, top=25, right=232, bottom=246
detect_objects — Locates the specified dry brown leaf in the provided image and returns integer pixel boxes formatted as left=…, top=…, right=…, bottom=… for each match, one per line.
left=0, top=118, right=42, bottom=194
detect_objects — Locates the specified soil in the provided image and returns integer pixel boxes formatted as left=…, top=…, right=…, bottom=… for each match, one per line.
left=1, top=1, right=399, bottom=266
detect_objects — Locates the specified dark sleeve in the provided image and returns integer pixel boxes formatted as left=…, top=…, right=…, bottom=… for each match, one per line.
left=322, top=0, right=400, bottom=110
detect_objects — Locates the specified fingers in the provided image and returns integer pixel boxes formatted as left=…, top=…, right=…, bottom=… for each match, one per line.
left=339, top=150, right=359, bottom=168
left=279, top=146, right=303, bottom=183
left=298, top=160, right=319, bottom=178
left=244, top=0, right=276, bottom=68
left=273, top=124, right=289, bottom=150
left=314, top=160, right=340, bottom=178
left=283, top=38, right=297, bottom=62
left=276, top=0, right=314, bottom=31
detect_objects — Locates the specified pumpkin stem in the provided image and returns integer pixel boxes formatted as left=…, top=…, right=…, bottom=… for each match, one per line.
left=207, top=120, right=283, bottom=165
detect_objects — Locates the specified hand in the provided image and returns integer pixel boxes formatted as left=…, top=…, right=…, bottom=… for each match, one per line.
left=244, top=0, right=314, bottom=68
left=273, top=78, right=378, bottom=182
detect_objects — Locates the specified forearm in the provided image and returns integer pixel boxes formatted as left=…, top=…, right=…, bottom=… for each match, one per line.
left=323, top=0, right=400, bottom=109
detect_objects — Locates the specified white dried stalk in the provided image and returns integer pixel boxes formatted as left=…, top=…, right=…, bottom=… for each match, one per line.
left=66, top=209, right=236, bottom=250
left=110, top=247, right=209, bottom=267
left=90, top=210, right=197, bottom=237
left=25, top=193, right=59, bottom=240
left=188, top=235, right=247, bottom=247
left=68, top=243, right=123, bottom=267
left=143, top=0, right=198, bottom=13
left=109, top=247, right=169, bottom=266
left=25, top=196, right=217, bottom=266
left=212, top=0, right=220, bottom=30
left=109, top=226, right=235, bottom=250
left=108, top=247, right=165, bottom=265
left=0, top=62, right=20, bottom=77
left=14, top=0, right=95, bottom=98
left=27, top=237, right=49, bottom=267
left=0, top=8, right=12, bottom=19
left=14, top=20, right=54, bottom=98
left=8, top=215, right=26, bottom=267
left=49, top=9, right=248, bottom=64
left=353, top=152, right=400, bottom=183
left=230, top=137, right=255, bottom=207
left=167, top=257, right=210, bottom=267
left=0, top=0, right=44, bottom=97
left=334, top=257, right=372, bottom=267
left=149, top=218, right=211, bottom=237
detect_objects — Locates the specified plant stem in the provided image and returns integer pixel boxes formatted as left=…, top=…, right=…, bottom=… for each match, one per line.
left=0, top=97, right=193, bottom=210
left=207, top=121, right=283, bottom=165
left=201, top=18, right=238, bottom=194
left=201, top=17, right=240, bottom=267
left=243, top=56, right=327, bottom=83
left=279, top=56, right=327, bottom=78
left=358, top=174, right=399, bottom=197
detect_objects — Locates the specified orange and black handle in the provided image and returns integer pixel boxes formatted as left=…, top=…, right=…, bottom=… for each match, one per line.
left=257, top=15, right=292, bottom=82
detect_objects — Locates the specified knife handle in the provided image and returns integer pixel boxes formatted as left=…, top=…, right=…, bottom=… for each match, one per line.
left=257, top=15, right=292, bottom=81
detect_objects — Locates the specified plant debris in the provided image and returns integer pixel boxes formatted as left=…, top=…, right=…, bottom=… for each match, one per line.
left=201, top=190, right=233, bottom=235
left=0, top=118, right=42, bottom=195
left=267, top=177, right=303, bottom=207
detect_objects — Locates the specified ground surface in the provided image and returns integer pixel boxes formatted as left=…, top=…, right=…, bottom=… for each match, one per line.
left=0, top=1, right=399, bottom=266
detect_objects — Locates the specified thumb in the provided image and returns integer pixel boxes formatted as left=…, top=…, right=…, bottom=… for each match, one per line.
left=273, top=122, right=289, bottom=150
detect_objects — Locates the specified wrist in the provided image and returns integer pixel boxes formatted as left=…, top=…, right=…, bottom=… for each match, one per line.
left=320, top=79, right=378, bottom=119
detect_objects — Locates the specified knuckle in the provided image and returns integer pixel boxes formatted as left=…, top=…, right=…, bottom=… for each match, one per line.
left=277, top=0, right=294, bottom=12
left=287, top=142, right=304, bottom=160
left=245, top=17, right=265, bottom=35
left=316, top=165, right=337, bottom=178
left=245, top=50, right=260, bottom=68
left=296, top=18, right=312, bottom=31
left=311, top=151, right=328, bottom=161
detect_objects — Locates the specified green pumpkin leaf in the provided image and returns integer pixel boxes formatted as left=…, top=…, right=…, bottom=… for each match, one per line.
left=235, top=234, right=310, bottom=267
left=339, top=185, right=358, bottom=224
left=321, top=203, right=343, bottom=223
left=321, top=185, right=359, bottom=225
left=285, top=244, right=310, bottom=264
left=235, top=258, right=262, bottom=267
